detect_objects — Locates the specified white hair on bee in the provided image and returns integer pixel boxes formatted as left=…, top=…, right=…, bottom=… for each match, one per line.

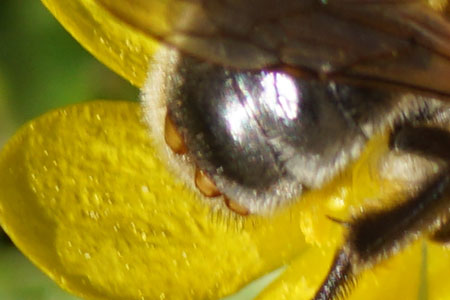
left=140, top=47, right=231, bottom=214
left=141, top=47, right=194, bottom=187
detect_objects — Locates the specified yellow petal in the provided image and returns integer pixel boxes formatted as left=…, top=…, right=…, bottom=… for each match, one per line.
left=40, top=0, right=280, bottom=88
left=255, top=239, right=446, bottom=300
left=427, top=241, right=450, bottom=300
left=0, top=100, right=314, bottom=300
left=347, top=241, right=423, bottom=300
left=255, top=245, right=336, bottom=300
left=1, top=96, right=422, bottom=300
left=348, top=241, right=450, bottom=300
left=41, top=0, right=162, bottom=87
left=0, top=96, right=400, bottom=300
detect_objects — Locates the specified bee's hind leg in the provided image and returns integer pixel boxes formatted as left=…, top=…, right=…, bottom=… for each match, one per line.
left=312, top=125, right=450, bottom=300
left=400, top=125, right=450, bottom=245
left=431, top=221, right=450, bottom=243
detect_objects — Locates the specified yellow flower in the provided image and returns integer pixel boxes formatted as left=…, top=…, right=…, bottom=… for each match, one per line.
left=1, top=1, right=450, bottom=300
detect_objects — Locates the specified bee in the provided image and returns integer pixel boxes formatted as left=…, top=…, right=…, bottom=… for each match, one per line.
left=105, top=0, right=450, bottom=299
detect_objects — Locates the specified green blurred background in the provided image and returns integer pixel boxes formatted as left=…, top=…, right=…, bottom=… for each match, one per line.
left=0, top=1, right=138, bottom=299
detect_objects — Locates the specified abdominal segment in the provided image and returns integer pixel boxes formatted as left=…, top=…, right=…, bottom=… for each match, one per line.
left=164, top=54, right=423, bottom=214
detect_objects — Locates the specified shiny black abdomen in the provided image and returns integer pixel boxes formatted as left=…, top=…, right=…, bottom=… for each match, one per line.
left=166, top=56, right=394, bottom=211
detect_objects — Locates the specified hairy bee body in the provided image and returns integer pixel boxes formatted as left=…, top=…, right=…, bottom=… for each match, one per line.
left=137, top=1, right=450, bottom=299
left=144, top=50, right=448, bottom=214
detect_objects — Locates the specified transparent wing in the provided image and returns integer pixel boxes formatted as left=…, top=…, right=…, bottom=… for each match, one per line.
left=97, top=0, right=450, bottom=95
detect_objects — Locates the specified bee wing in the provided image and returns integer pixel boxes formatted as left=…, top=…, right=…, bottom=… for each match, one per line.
left=97, top=0, right=450, bottom=95
left=324, top=3, right=450, bottom=97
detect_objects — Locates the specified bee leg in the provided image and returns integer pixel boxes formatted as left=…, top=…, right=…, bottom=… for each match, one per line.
left=389, top=125, right=450, bottom=161
left=396, top=125, right=450, bottom=245
left=431, top=221, right=450, bottom=243
left=310, top=248, right=352, bottom=300
left=394, top=125, right=450, bottom=244
left=312, top=125, right=450, bottom=300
